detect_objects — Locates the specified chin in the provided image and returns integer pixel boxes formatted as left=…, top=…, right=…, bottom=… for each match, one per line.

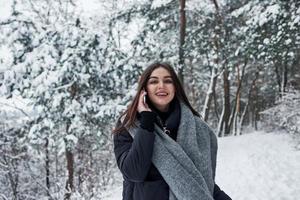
left=153, top=100, right=172, bottom=110
left=156, top=99, right=171, bottom=105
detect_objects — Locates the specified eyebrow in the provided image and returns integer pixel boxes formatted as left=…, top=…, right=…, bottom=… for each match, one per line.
left=149, top=76, right=172, bottom=79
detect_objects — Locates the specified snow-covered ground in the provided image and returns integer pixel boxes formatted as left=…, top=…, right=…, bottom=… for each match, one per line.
left=103, top=131, right=300, bottom=200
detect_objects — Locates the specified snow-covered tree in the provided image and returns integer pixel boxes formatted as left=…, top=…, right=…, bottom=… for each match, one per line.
left=261, top=89, right=300, bottom=148
left=0, top=0, right=133, bottom=199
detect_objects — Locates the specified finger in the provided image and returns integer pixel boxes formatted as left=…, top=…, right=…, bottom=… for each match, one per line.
left=139, top=90, right=145, bottom=103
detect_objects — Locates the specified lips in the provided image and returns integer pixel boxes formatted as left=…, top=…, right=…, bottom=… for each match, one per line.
left=156, top=92, right=168, bottom=96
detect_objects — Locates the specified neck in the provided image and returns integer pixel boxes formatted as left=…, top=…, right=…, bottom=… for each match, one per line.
left=155, top=105, right=169, bottom=112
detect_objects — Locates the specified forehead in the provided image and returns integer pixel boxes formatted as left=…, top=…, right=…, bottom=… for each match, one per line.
left=150, top=67, right=171, bottom=77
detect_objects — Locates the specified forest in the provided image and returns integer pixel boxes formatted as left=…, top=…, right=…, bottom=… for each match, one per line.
left=0, top=0, right=299, bottom=199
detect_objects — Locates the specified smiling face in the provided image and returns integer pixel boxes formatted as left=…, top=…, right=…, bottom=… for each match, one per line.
left=146, top=67, right=175, bottom=112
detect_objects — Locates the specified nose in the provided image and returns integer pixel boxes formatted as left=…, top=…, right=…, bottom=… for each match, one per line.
left=158, top=80, right=164, bottom=88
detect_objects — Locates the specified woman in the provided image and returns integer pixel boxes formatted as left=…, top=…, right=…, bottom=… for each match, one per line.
left=113, top=62, right=231, bottom=200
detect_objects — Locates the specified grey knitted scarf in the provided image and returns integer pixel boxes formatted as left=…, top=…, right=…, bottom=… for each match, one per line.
left=128, top=102, right=218, bottom=200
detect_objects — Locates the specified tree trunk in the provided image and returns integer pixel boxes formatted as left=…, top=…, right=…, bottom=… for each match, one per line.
left=64, top=83, right=77, bottom=200
left=238, top=68, right=260, bottom=134
left=45, top=138, right=51, bottom=199
left=252, top=82, right=259, bottom=130
left=64, top=141, right=74, bottom=200
left=210, top=0, right=232, bottom=136
left=281, top=63, right=288, bottom=95
left=290, top=50, right=300, bottom=90
left=217, top=107, right=225, bottom=137
left=178, top=0, right=186, bottom=84
left=213, top=88, right=220, bottom=121
left=77, top=141, right=84, bottom=194
left=274, top=61, right=288, bottom=96
left=88, top=151, right=94, bottom=197
left=205, top=0, right=222, bottom=124
left=218, top=68, right=231, bottom=136
left=230, top=61, right=247, bottom=135
left=7, top=162, right=19, bottom=200
left=232, top=66, right=241, bottom=136
left=203, top=66, right=218, bottom=121
left=187, top=59, right=197, bottom=106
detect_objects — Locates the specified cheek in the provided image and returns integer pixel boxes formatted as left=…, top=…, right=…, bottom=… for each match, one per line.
left=145, top=85, right=152, bottom=93
left=169, top=86, right=175, bottom=96
left=146, top=86, right=155, bottom=98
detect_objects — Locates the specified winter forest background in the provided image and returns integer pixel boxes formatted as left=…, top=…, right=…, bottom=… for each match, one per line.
left=0, top=0, right=299, bottom=199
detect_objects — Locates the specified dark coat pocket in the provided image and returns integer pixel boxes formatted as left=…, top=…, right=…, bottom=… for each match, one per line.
left=143, top=180, right=169, bottom=200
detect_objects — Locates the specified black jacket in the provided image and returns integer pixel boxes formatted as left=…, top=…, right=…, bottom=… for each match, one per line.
left=113, top=102, right=231, bottom=200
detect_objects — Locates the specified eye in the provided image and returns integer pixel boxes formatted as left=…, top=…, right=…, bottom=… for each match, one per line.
left=164, top=79, right=173, bottom=84
left=148, top=79, right=158, bottom=84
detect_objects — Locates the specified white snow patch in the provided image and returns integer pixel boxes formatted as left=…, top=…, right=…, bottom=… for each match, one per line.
left=0, top=0, right=12, bottom=20
left=216, top=131, right=300, bottom=200
left=151, top=0, right=173, bottom=9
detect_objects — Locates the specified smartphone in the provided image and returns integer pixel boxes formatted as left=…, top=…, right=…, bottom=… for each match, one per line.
left=143, top=93, right=147, bottom=105
left=143, top=89, right=148, bottom=105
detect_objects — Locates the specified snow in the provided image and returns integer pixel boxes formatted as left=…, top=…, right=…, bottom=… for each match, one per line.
left=285, top=39, right=292, bottom=45
left=151, top=0, right=173, bottom=9
left=0, top=95, right=33, bottom=115
left=216, top=131, right=300, bottom=200
left=263, top=38, right=270, bottom=45
left=186, top=0, right=215, bottom=14
left=0, top=0, right=12, bottom=20
left=104, top=131, right=300, bottom=200
left=76, top=0, right=102, bottom=17
left=0, top=45, right=13, bottom=71
left=65, top=134, right=79, bottom=144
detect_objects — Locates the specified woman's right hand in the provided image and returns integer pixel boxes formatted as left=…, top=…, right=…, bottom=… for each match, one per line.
left=137, top=90, right=152, bottom=113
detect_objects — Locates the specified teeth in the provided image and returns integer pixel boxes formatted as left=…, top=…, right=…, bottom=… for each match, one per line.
left=157, top=93, right=167, bottom=96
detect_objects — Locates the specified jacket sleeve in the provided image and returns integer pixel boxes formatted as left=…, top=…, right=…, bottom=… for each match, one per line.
left=113, top=116, right=156, bottom=182
left=213, top=184, right=232, bottom=200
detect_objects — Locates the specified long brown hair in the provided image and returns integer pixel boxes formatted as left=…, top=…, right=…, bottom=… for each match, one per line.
left=113, top=62, right=200, bottom=134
